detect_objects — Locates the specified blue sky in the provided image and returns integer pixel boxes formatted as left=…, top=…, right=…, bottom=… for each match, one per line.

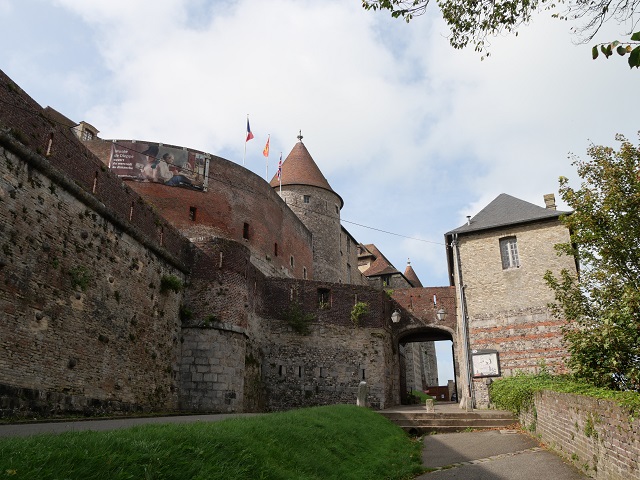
left=1, top=0, right=637, bottom=383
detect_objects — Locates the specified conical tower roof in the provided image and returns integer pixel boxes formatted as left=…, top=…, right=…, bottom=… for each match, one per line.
left=404, top=259, right=423, bottom=288
left=270, top=137, right=343, bottom=207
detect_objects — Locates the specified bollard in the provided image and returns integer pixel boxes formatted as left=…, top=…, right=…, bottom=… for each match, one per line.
left=425, top=399, right=434, bottom=413
left=356, top=381, right=368, bottom=407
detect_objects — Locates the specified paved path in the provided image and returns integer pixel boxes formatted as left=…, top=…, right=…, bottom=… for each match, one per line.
left=416, top=429, right=589, bottom=479
left=0, top=413, right=259, bottom=438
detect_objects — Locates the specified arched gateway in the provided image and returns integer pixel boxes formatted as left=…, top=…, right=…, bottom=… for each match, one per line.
left=389, top=287, right=467, bottom=407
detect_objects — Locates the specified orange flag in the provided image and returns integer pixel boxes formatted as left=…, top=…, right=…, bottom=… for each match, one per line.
left=263, top=135, right=270, bottom=157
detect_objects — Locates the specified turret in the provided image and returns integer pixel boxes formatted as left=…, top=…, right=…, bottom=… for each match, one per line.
left=270, top=132, right=343, bottom=283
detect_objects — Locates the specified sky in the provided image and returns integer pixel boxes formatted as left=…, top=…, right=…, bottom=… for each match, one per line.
left=1, top=0, right=637, bottom=383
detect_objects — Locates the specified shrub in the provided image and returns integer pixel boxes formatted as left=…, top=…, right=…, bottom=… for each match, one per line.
left=160, top=275, right=183, bottom=294
left=350, top=302, right=369, bottom=326
left=282, top=302, right=314, bottom=335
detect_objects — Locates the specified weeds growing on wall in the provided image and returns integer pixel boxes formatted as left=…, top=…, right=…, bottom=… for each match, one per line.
left=282, top=302, right=314, bottom=335
left=69, top=265, right=91, bottom=291
left=160, top=275, right=183, bottom=294
left=350, top=302, right=369, bottom=327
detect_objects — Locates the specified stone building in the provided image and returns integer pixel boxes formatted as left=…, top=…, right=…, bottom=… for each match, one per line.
left=445, top=193, right=577, bottom=407
left=0, top=68, right=575, bottom=417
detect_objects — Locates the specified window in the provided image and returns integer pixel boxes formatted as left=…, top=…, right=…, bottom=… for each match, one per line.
left=303, top=195, right=310, bottom=204
left=318, top=288, right=330, bottom=308
left=81, top=129, right=94, bottom=141
left=243, top=222, right=249, bottom=240
left=290, top=255, right=294, bottom=268
left=303, top=267, right=307, bottom=280
left=189, top=206, right=197, bottom=221
left=381, top=274, right=392, bottom=287
left=274, top=242, right=278, bottom=257
left=500, top=236, right=520, bottom=269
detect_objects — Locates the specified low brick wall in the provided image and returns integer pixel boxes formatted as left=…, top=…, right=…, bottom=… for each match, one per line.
left=519, top=390, right=640, bottom=479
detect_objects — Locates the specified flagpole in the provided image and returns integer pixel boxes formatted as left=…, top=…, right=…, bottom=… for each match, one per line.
left=279, top=152, right=282, bottom=194
left=265, top=134, right=270, bottom=181
left=243, top=114, right=248, bottom=166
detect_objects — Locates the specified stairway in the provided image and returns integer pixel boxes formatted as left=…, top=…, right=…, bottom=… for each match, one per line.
left=379, top=405, right=517, bottom=435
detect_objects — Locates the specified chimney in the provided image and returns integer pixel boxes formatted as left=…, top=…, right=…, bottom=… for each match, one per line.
left=466, top=215, right=471, bottom=225
left=543, top=193, right=556, bottom=210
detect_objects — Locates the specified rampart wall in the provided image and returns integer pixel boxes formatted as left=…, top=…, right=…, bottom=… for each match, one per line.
left=0, top=138, right=185, bottom=416
left=520, top=391, right=640, bottom=479
left=85, top=139, right=314, bottom=281
left=0, top=68, right=414, bottom=416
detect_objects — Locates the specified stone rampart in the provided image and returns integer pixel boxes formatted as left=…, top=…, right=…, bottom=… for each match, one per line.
left=0, top=140, right=184, bottom=417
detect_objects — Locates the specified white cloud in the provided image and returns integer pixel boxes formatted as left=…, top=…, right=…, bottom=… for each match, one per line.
left=0, top=0, right=636, bottom=287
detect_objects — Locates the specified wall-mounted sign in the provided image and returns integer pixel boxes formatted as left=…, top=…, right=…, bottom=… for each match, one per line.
left=109, top=141, right=209, bottom=191
left=471, top=349, right=500, bottom=378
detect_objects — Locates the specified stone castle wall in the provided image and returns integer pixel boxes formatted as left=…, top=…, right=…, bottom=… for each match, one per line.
left=458, top=220, right=575, bottom=317
left=278, top=185, right=343, bottom=283
left=0, top=139, right=185, bottom=416
left=85, top=139, right=315, bottom=281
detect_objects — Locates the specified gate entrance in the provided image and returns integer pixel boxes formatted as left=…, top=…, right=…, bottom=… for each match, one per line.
left=397, top=328, right=458, bottom=405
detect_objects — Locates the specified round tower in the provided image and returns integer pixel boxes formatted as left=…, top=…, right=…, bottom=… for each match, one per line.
left=270, top=132, right=343, bottom=283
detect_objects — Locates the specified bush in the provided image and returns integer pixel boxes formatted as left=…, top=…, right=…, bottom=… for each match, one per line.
left=160, top=275, right=183, bottom=294
left=489, top=372, right=640, bottom=417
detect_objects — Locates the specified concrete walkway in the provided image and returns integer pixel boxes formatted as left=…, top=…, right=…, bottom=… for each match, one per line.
left=399, top=402, right=589, bottom=479
left=0, top=413, right=259, bottom=438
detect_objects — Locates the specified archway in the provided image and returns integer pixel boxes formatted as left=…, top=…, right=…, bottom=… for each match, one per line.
left=396, top=327, right=459, bottom=405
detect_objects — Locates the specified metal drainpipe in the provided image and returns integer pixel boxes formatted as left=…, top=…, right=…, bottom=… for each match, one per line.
left=452, top=233, right=475, bottom=408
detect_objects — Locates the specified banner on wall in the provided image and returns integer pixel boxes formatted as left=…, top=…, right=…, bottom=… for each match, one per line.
left=109, top=141, right=209, bottom=191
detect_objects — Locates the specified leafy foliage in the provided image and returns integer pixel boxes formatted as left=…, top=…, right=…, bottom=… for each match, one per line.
left=282, top=302, right=315, bottom=335
left=160, top=275, right=183, bottom=294
left=592, top=31, right=640, bottom=69
left=350, top=302, right=370, bottom=327
left=69, top=265, right=91, bottom=291
left=362, top=0, right=640, bottom=61
left=490, top=372, right=640, bottom=417
left=544, top=134, right=640, bottom=392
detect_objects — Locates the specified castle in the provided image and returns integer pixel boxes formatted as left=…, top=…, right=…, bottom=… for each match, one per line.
left=0, top=69, right=575, bottom=416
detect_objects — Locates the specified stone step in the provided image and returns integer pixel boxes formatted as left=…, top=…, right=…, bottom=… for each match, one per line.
left=381, top=412, right=515, bottom=420
left=388, top=417, right=515, bottom=427
left=379, top=409, right=517, bottom=435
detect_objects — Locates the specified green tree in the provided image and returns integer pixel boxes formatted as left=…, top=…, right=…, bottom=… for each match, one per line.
left=544, top=134, right=640, bottom=392
left=361, top=0, right=640, bottom=67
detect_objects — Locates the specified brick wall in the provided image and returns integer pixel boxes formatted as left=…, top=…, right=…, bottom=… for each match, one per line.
left=0, top=142, right=184, bottom=417
left=84, top=139, right=315, bottom=281
left=520, top=391, right=640, bottom=479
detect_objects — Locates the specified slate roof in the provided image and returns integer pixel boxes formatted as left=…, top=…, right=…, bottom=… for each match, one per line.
left=270, top=141, right=343, bottom=207
left=446, top=193, right=571, bottom=235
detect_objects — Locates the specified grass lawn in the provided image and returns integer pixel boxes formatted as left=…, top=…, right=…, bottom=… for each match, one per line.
left=0, top=405, right=424, bottom=479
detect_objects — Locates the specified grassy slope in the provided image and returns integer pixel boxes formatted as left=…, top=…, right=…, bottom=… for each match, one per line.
left=0, top=405, right=424, bottom=480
